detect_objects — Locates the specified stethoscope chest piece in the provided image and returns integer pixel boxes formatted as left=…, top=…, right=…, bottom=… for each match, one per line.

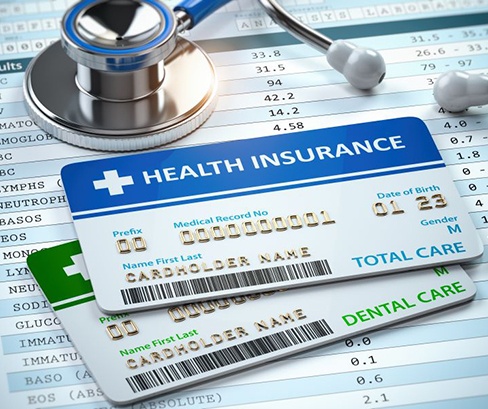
left=24, top=0, right=217, bottom=151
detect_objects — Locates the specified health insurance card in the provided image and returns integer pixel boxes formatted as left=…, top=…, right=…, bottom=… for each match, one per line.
left=61, top=117, right=483, bottom=313
left=27, top=240, right=476, bottom=405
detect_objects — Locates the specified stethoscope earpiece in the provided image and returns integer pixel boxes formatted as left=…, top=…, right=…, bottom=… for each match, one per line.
left=259, top=0, right=386, bottom=90
left=433, top=71, right=488, bottom=112
left=326, top=40, right=386, bottom=90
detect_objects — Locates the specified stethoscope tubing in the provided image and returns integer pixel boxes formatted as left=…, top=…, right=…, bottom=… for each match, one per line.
left=177, top=0, right=335, bottom=53
left=174, top=0, right=233, bottom=29
left=258, top=0, right=333, bottom=53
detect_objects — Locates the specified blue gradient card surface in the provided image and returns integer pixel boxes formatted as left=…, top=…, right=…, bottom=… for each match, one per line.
left=61, top=117, right=483, bottom=313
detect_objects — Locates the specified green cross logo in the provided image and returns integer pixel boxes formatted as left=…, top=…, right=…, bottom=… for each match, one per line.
left=27, top=241, right=95, bottom=311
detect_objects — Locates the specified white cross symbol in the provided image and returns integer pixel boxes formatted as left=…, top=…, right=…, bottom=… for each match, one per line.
left=93, top=170, right=134, bottom=196
left=63, top=254, right=90, bottom=281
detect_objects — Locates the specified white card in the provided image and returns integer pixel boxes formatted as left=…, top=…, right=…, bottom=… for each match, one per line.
left=61, top=118, right=483, bottom=312
left=27, top=241, right=476, bottom=405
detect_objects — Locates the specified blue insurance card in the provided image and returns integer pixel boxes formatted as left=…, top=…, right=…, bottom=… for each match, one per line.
left=61, top=117, right=483, bottom=313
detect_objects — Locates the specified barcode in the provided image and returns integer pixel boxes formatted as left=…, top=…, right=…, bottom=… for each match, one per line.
left=121, top=259, right=332, bottom=305
left=126, top=318, right=333, bottom=393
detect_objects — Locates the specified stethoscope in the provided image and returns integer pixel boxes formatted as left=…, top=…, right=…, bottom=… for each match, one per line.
left=23, top=0, right=488, bottom=151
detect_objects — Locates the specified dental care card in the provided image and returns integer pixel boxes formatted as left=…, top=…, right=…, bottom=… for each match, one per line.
left=61, top=117, right=483, bottom=313
left=27, top=241, right=476, bottom=405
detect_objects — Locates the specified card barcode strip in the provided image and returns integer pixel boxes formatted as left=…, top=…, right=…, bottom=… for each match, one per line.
left=120, top=259, right=332, bottom=305
left=126, top=318, right=333, bottom=393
